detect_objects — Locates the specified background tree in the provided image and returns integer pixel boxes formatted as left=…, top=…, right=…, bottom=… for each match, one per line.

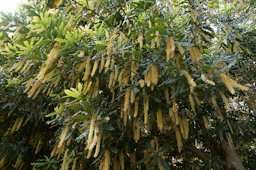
left=0, top=0, right=255, bottom=169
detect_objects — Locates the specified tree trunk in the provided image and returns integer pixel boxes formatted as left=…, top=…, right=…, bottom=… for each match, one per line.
left=190, top=146, right=209, bottom=163
left=221, top=141, right=245, bottom=170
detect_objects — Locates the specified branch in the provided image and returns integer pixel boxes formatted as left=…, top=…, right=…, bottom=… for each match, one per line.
left=198, top=118, right=223, bottom=157
left=190, top=146, right=209, bottom=163
left=221, top=141, right=245, bottom=170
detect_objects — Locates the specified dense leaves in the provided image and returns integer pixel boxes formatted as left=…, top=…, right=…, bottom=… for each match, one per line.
left=0, top=0, right=255, bottom=169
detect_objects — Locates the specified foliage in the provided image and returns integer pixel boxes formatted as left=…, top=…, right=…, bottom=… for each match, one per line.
left=32, top=156, right=59, bottom=170
left=0, top=0, right=255, bottom=169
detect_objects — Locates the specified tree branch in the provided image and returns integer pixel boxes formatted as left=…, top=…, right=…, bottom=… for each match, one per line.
left=190, top=146, right=209, bottom=163
left=221, top=141, right=245, bottom=170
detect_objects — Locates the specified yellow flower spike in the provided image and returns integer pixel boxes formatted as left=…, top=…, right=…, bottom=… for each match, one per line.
left=220, top=73, right=235, bottom=94
left=32, top=85, right=43, bottom=100
left=164, top=88, right=170, bottom=104
left=88, top=125, right=99, bottom=150
left=189, top=47, right=201, bottom=65
left=189, top=94, right=195, bottom=112
left=113, top=66, right=119, bottom=83
left=139, top=79, right=145, bottom=88
left=99, top=55, right=105, bottom=73
left=123, top=108, right=128, bottom=126
left=229, top=77, right=249, bottom=91
left=15, top=117, right=24, bottom=131
left=24, top=79, right=34, bottom=93
left=172, top=100, right=179, bottom=125
left=144, top=68, right=151, bottom=87
left=134, top=101, right=139, bottom=118
left=118, top=69, right=124, bottom=86
left=133, top=119, right=140, bottom=143
left=83, top=56, right=92, bottom=81
left=110, top=58, right=115, bottom=71
left=119, top=151, right=125, bottom=170
left=45, top=43, right=61, bottom=66
left=176, top=44, right=185, bottom=55
left=156, top=108, right=164, bottom=133
left=130, top=88, right=135, bottom=104
left=93, top=132, right=102, bottom=158
left=155, top=31, right=160, bottom=47
left=123, top=88, right=131, bottom=112
left=166, top=37, right=175, bottom=61
left=179, top=117, right=185, bottom=138
left=91, top=60, right=99, bottom=77
left=202, top=116, right=209, bottom=129
left=10, top=118, right=19, bottom=134
left=104, top=55, right=111, bottom=72
left=143, top=96, right=149, bottom=125
left=174, top=125, right=183, bottom=153
left=182, top=116, right=189, bottom=139
left=169, top=107, right=175, bottom=123
left=201, top=74, right=215, bottom=86
left=108, top=71, right=114, bottom=89
left=138, top=34, right=143, bottom=49
left=151, top=65, right=159, bottom=86
left=181, top=70, right=196, bottom=89
left=57, top=126, right=69, bottom=148
left=86, top=113, right=96, bottom=150
left=15, top=60, right=26, bottom=72
left=20, top=60, right=31, bottom=73
left=27, top=80, right=42, bottom=98
left=219, top=91, right=231, bottom=112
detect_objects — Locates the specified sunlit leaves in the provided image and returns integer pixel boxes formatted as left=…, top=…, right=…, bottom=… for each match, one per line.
left=64, top=83, right=83, bottom=99
left=0, top=0, right=255, bottom=169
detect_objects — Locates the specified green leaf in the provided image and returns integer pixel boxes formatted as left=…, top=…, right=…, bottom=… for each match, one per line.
left=64, top=89, right=80, bottom=99
left=201, top=65, right=213, bottom=71
left=76, top=114, right=88, bottom=121
left=77, top=82, right=83, bottom=92
left=45, top=112, right=58, bottom=118
left=55, top=38, right=67, bottom=43
left=146, top=26, right=167, bottom=37
left=16, top=44, right=28, bottom=51
left=24, top=41, right=30, bottom=48
left=94, top=44, right=106, bottom=51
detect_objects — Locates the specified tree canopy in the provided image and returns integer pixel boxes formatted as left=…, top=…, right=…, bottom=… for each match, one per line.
left=0, top=0, right=255, bottom=169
